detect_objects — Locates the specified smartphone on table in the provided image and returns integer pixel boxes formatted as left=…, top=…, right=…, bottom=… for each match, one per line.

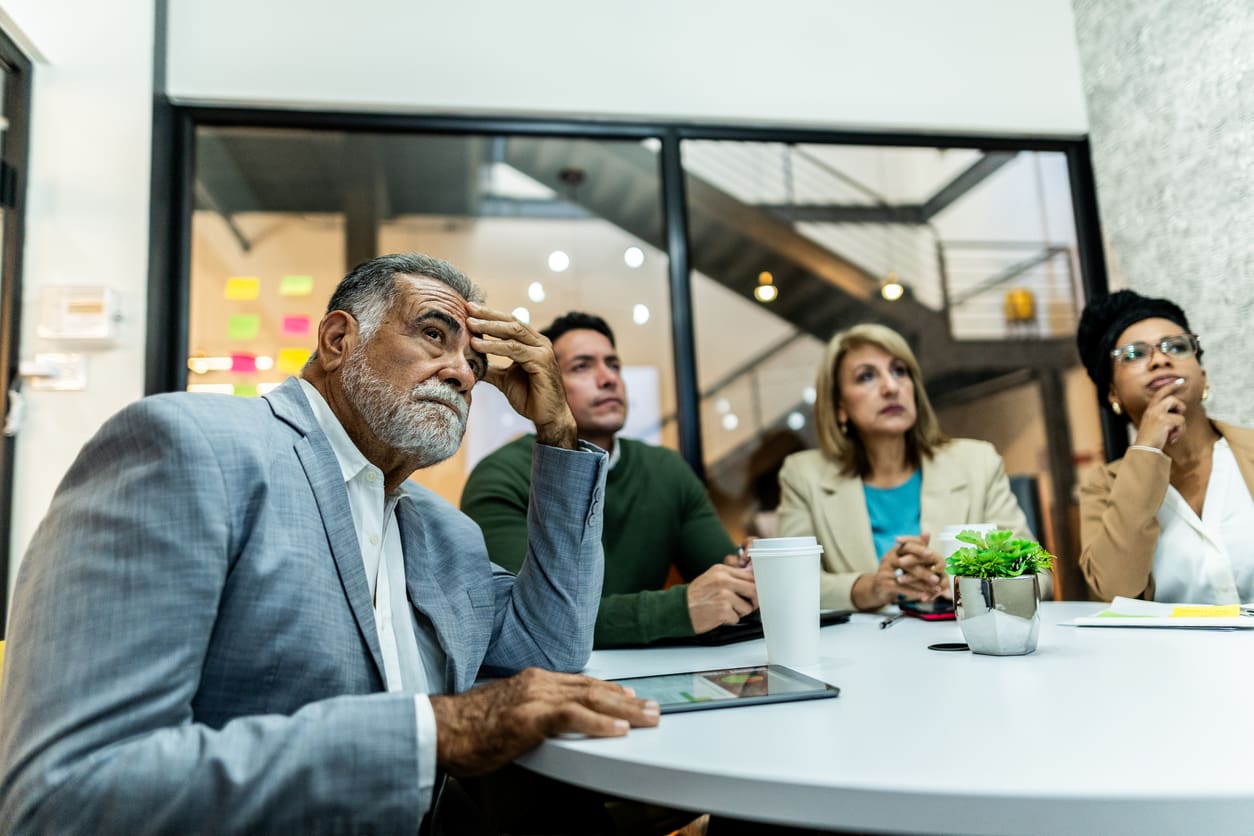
left=898, top=598, right=956, bottom=621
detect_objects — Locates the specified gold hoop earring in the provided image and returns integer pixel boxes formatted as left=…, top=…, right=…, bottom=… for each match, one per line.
left=1202, top=384, right=1210, bottom=402
left=1111, top=401, right=1123, bottom=416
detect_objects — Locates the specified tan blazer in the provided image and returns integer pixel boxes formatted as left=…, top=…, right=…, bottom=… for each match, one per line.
left=1078, top=419, right=1254, bottom=601
left=778, top=439, right=1032, bottom=610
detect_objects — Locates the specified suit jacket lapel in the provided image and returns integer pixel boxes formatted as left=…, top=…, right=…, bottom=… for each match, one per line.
left=397, top=496, right=464, bottom=692
left=265, top=378, right=387, bottom=685
left=818, top=465, right=877, bottom=566
left=920, top=450, right=972, bottom=536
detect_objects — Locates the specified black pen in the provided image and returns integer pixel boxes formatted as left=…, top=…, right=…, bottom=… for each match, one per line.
left=880, top=611, right=906, bottom=629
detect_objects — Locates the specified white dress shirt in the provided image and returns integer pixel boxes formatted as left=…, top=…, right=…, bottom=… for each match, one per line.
left=1152, top=438, right=1254, bottom=603
left=299, top=380, right=440, bottom=809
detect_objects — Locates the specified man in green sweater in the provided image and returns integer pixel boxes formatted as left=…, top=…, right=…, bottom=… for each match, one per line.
left=462, top=311, right=758, bottom=648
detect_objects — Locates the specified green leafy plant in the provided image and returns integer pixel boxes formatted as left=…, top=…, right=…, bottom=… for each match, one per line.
left=944, top=529, right=1053, bottom=579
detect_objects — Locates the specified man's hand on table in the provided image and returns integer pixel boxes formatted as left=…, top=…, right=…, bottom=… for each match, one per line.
left=429, top=668, right=660, bottom=777
left=687, top=563, right=758, bottom=634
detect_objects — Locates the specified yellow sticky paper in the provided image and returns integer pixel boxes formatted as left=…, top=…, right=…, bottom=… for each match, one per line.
left=1170, top=605, right=1240, bottom=618
left=225, top=276, right=261, bottom=300
left=277, top=348, right=310, bottom=374
left=279, top=275, right=314, bottom=297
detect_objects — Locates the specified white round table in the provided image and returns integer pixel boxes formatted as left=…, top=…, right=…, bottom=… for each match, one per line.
left=517, top=602, right=1254, bottom=834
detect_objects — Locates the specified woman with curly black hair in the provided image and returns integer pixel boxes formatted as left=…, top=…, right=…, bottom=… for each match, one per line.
left=1076, top=290, right=1254, bottom=602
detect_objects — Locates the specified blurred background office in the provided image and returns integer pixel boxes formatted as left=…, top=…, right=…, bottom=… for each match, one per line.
left=1, top=0, right=1251, bottom=630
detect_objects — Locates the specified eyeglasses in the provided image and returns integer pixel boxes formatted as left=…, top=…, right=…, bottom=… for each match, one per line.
left=1109, top=333, right=1200, bottom=365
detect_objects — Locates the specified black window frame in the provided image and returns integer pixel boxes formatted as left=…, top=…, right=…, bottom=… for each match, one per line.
left=0, top=27, right=32, bottom=637
left=149, top=104, right=1114, bottom=460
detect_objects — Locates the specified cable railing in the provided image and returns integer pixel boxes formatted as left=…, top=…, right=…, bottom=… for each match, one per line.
left=942, top=241, right=1079, bottom=339
left=681, top=141, right=940, bottom=297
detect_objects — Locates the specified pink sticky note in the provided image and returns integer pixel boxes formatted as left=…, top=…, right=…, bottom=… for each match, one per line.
left=231, top=353, right=257, bottom=373
left=282, top=315, right=311, bottom=337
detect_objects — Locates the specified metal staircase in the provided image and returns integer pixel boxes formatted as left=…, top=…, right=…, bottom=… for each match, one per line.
left=502, top=137, right=1076, bottom=390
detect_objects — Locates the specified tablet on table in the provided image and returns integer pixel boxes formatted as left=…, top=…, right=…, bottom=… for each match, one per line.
left=612, top=664, right=839, bottom=714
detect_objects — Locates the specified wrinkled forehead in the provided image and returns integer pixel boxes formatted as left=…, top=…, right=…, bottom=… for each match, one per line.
left=1113, top=316, right=1187, bottom=347
left=390, top=274, right=472, bottom=323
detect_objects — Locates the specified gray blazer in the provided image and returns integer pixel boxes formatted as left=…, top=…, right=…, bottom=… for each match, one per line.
left=0, top=377, right=607, bottom=834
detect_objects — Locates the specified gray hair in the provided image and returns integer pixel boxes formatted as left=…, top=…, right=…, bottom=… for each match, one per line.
left=326, top=253, right=484, bottom=343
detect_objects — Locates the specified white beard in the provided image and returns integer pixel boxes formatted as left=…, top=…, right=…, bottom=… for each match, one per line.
left=341, top=351, right=469, bottom=468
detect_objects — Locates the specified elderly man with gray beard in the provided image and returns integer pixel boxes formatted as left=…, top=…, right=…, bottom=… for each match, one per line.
left=0, top=253, right=657, bottom=835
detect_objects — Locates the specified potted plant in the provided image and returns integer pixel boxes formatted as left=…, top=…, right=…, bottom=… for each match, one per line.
left=944, top=529, right=1054, bottom=656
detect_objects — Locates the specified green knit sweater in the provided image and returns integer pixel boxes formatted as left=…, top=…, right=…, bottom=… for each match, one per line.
left=461, top=435, right=735, bottom=648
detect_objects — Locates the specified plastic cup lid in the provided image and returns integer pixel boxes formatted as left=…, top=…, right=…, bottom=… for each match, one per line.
left=748, top=545, right=824, bottom=557
left=748, top=537, right=819, bottom=550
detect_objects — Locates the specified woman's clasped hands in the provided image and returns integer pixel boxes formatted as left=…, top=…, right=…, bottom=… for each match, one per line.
left=866, top=533, right=949, bottom=609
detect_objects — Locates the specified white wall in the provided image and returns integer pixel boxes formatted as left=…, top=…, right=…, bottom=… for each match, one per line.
left=1072, top=0, right=1254, bottom=426
left=0, top=0, right=155, bottom=591
left=167, top=0, right=1089, bottom=136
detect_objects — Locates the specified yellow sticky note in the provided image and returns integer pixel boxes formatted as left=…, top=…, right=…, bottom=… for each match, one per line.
left=225, top=276, right=261, bottom=300
left=277, top=348, right=310, bottom=374
left=1170, top=605, right=1240, bottom=618
left=227, top=314, right=261, bottom=341
left=280, top=275, right=314, bottom=297
left=233, top=383, right=259, bottom=398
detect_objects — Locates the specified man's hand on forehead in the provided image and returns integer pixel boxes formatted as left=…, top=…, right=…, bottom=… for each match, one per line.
left=466, top=302, right=577, bottom=449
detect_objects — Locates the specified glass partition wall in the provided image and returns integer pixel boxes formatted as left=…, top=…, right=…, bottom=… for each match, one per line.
left=165, top=114, right=1109, bottom=598
left=680, top=141, right=1100, bottom=595
left=187, top=130, right=673, bottom=504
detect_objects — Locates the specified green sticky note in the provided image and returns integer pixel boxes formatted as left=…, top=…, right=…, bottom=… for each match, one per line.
left=280, top=275, right=314, bottom=297
left=233, top=383, right=259, bottom=398
left=228, top=313, right=261, bottom=340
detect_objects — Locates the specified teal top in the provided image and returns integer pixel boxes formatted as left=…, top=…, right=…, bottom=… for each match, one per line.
left=863, top=469, right=922, bottom=561
left=461, top=434, right=735, bottom=648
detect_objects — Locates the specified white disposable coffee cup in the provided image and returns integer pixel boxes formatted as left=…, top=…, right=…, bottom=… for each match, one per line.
left=937, top=523, right=998, bottom=559
left=747, top=537, right=823, bottom=669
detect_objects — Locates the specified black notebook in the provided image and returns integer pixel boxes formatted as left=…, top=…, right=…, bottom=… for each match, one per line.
left=660, top=609, right=851, bottom=647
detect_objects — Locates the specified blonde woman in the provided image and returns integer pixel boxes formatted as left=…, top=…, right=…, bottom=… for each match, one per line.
left=778, top=324, right=1033, bottom=611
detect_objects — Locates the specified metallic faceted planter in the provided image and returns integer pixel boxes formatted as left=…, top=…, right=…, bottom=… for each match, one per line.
left=953, top=574, right=1041, bottom=656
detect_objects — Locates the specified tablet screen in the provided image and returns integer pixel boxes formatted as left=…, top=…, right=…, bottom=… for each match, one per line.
left=612, top=664, right=840, bottom=714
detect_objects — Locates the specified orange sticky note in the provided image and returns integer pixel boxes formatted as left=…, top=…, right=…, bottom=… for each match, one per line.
left=225, top=277, right=260, bottom=300
left=277, top=348, right=310, bottom=374
left=282, top=315, right=310, bottom=337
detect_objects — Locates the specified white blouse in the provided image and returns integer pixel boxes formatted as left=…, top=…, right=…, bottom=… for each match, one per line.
left=1152, top=439, right=1254, bottom=603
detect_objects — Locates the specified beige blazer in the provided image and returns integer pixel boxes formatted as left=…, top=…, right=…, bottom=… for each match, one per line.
left=1078, top=419, right=1254, bottom=601
left=778, top=439, right=1032, bottom=610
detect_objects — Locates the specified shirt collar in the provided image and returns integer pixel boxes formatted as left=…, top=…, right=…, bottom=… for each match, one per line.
left=608, top=436, right=622, bottom=470
left=298, top=378, right=377, bottom=485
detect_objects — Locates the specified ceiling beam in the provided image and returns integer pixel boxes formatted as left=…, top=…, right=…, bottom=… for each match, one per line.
left=920, top=151, right=1018, bottom=220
